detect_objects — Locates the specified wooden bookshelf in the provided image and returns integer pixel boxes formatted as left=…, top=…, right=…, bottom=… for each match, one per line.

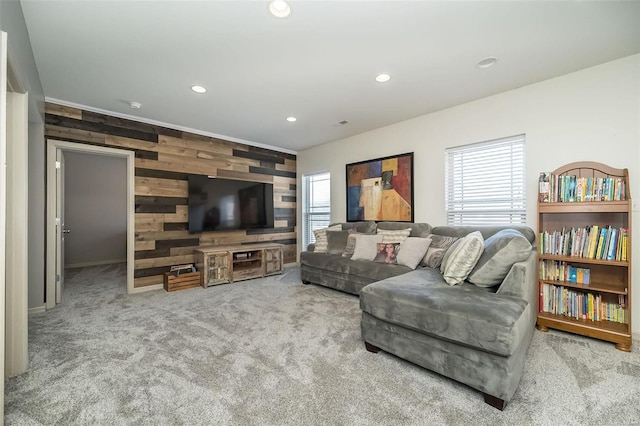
left=536, top=162, right=632, bottom=352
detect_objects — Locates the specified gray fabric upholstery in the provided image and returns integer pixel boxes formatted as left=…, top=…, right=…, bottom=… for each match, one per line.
left=337, top=221, right=377, bottom=234
left=468, top=229, right=533, bottom=287
left=361, top=311, right=535, bottom=402
left=300, top=221, right=537, bottom=406
left=431, top=225, right=536, bottom=244
left=326, top=230, right=352, bottom=255
left=360, top=269, right=529, bottom=356
left=300, top=252, right=412, bottom=295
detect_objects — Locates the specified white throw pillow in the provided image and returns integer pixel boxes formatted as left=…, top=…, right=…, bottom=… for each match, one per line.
left=351, top=234, right=384, bottom=261
left=312, top=225, right=342, bottom=253
left=397, top=237, right=432, bottom=269
left=440, top=231, right=485, bottom=285
left=377, top=228, right=412, bottom=244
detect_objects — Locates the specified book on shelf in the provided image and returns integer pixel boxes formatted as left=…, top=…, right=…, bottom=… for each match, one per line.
left=587, top=225, right=599, bottom=258
left=595, top=227, right=607, bottom=259
left=538, top=172, right=550, bottom=203
left=606, top=228, right=619, bottom=261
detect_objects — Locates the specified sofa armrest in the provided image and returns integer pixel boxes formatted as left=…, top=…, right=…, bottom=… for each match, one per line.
left=496, top=250, right=537, bottom=323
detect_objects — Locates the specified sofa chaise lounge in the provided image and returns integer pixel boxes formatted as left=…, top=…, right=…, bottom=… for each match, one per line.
left=300, top=222, right=537, bottom=410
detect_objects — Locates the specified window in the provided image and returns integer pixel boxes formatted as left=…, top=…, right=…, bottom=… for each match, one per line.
left=445, top=134, right=525, bottom=226
left=302, top=172, right=331, bottom=249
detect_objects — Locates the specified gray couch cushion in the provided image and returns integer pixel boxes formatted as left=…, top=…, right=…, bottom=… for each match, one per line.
left=326, top=230, right=353, bottom=255
left=359, top=269, right=529, bottom=356
left=431, top=225, right=536, bottom=244
left=313, top=224, right=342, bottom=253
left=468, top=229, right=533, bottom=287
left=339, top=221, right=377, bottom=234
left=300, top=251, right=413, bottom=281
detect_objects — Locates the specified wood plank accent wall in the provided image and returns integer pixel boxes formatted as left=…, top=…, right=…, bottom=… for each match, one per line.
left=45, top=103, right=297, bottom=289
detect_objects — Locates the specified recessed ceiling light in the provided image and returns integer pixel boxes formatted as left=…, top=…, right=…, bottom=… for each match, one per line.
left=375, top=73, right=391, bottom=83
left=477, top=57, right=498, bottom=69
left=191, top=85, right=207, bottom=94
left=129, top=101, right=142, bottom=109
left=286, top=116, right=297, bottom=122
left=269, top=0, right=291, bottom=18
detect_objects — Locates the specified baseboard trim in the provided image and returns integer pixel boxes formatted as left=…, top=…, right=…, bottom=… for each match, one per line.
left=130, top=284, right=163, bottom=294
left=28, top=305, right=46, bottom=315
left=65, top=259, right=127, bottom=269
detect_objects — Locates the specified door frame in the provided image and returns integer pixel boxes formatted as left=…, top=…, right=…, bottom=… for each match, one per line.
left=46, top=140, right=135, bottom=308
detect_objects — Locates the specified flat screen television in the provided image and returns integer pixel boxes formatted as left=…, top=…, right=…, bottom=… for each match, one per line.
left=188, top=175, right=274, bottom=233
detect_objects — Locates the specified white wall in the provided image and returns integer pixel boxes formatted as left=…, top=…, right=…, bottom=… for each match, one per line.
left=297, top=54, right=640, bottom=332
left=63, top=151, right=127, bottom=267
left=0, top=1, right=46, bottom=310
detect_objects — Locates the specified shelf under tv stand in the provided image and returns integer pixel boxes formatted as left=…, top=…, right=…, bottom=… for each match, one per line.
left=194, top=243, right=284, bottom=287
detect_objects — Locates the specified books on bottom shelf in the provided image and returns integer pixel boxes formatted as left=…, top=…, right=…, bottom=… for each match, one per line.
left=539, top=283, right=626, bottom=324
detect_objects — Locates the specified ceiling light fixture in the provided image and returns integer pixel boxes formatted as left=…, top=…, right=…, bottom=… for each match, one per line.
left=269, top=0, right=291, bottom=18
left=191, top=85, right=207, bottom=94
left=129, top=101, right=142, bottom=109
left=477, top=57, right=498, bottom=69
left=375, top=73, right=391, bottom=83
left=286, top=116, right=297, bottom=122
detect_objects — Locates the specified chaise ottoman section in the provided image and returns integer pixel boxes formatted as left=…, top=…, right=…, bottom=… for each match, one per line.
left=359, top=269, right=530, bottom=356
left=359, top=268, right=534, bottom=409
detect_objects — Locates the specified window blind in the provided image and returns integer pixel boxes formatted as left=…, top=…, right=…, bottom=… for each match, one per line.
left=445, top=134, right=526, bottom=226
left=302, top=172, right=331, bottom=249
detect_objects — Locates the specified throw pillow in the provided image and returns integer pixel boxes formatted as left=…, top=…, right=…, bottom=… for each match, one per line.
left=351, top=234, right=384, bottom=261
left=468, top=229, right=532, bottom=287
left=313, top=224, right=342, bottom=253
left=342, top=232, right=361, bottom=258
left=326, top=230, right=353, bottom=255
left=373, top=243, right=400, bottom=265
left=377, top=228, right=412, bottom=244
left=440, top=231, right=485, bottom=286
left=397, top=237, right=432, bottom=269
left=422, top=234, right=459, bottom=268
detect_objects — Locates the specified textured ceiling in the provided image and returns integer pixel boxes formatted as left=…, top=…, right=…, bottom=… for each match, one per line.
left=21, top=1, right=640, bottom=153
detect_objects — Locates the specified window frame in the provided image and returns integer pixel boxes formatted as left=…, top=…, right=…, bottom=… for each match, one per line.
left=302, top=171, right=331, bottom=249
left=445, top=134, right=526, bottom=226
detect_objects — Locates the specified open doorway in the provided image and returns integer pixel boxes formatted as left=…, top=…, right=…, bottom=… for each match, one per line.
left=46, top=140, right=135, bottom=309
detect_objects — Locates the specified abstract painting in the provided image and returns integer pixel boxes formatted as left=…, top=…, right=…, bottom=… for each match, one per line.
left=346, top=152, right=414, bottom=222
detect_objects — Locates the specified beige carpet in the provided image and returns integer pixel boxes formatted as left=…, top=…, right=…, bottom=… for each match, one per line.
left=5, top=263, right=640, bottom=425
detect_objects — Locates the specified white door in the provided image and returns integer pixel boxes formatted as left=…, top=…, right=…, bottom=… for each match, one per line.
left=55, top=149, right=66, bottom=303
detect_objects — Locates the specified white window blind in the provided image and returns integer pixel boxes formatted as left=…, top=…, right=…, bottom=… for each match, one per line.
left=302, top=172, right=331, bottom=249
left=445, top=135, right=526, bottom=226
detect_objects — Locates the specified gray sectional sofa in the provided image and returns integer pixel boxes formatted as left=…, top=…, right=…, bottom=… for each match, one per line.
left=300, top=221, right=537, bottom=410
